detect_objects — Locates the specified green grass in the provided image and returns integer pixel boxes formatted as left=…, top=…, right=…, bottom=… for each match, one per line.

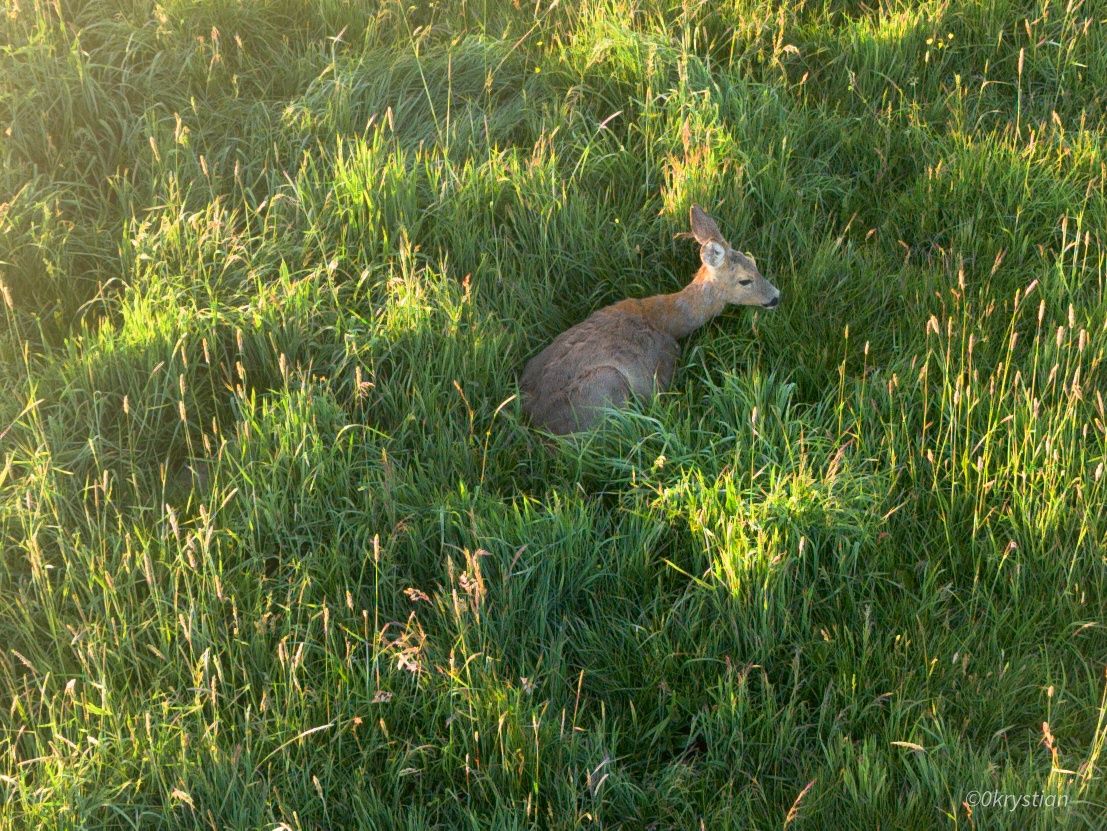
left=2, top=0, right=1106, bottom=827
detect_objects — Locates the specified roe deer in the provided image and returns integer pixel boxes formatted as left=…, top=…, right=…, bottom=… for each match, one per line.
left=520, top=205, right=780, bottom=434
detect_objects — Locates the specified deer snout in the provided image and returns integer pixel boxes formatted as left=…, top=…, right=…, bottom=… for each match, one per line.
left=762, top=285, right=781, bottom=309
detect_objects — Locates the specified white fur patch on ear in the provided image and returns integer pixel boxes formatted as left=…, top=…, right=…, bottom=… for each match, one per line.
left=702, top=241, right=725, bottom=268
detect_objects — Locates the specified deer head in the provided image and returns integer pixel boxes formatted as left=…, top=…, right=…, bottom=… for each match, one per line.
left=690, top=204, right=780, bottom=309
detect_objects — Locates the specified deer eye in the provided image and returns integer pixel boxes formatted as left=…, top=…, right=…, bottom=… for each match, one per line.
left=739, top=278, right=753, bottom=286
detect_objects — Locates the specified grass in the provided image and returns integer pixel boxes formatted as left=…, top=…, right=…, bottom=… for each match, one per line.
left=1, top=0, right=1106, bottom=827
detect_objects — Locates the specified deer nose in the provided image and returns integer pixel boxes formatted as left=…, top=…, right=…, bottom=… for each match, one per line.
left=763, top=295, right=780, bottom=309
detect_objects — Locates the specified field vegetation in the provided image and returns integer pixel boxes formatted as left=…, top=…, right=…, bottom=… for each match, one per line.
left=2, top=0, right=1106, bottom=827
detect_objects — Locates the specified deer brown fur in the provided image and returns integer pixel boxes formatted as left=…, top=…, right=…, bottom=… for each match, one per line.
left=520, top=205, right=780, bottom=434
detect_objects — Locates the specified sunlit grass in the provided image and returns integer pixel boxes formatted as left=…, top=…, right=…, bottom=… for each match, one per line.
left=2, top=0, right=1106, bottom=827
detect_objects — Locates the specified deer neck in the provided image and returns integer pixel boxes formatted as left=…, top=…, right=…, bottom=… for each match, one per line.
left=637, top=271, right=727, bottom=339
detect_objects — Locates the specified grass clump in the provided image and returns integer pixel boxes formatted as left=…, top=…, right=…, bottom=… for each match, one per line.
left=2, top=0, right=1106, bottom=827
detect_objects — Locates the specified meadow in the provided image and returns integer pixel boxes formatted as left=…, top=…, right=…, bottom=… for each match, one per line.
left=2, top=0, right=1106, bottom=827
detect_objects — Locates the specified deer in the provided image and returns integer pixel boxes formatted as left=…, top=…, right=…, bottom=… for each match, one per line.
left=519, top=205, right=780, bottom=434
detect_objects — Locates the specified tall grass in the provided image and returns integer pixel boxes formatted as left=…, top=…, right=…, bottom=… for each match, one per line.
left=2, top=0, right=1105, bottom=827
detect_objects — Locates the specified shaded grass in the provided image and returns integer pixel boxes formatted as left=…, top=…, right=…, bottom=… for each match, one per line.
left=2, top=0, right=1107, bottom=828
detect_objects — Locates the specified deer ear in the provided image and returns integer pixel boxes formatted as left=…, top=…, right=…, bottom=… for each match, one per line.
left=701, top=241, right=725, bottom=268
left=690, top=204, right=724, bottom=244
